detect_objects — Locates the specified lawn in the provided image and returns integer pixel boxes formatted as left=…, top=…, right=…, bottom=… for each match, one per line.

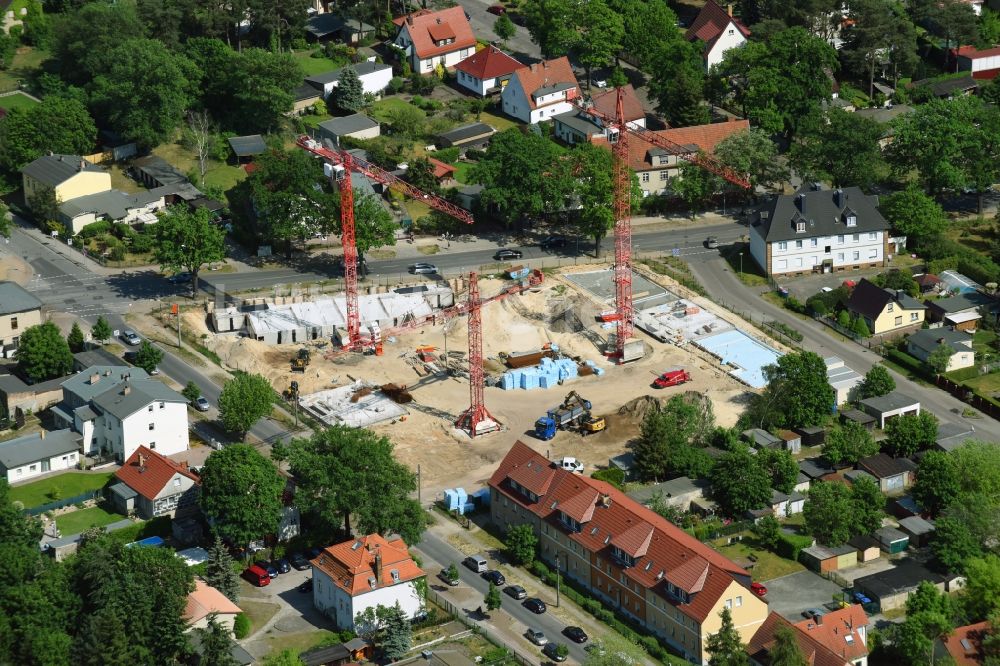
left=300, top=112, right=334, bottom=129
left=239, top=599, right=282, bottom=637
left=293, top=49, right=348, bottom=76
left=963, top=371, right=1000, bottom=395
left=0, top=46, right=49, bottom=91
left=717, top=536, right=806, bottom=582
left=10, top=471, right=114, bottom=508
left=258, top=630, right=340, bottom=660
left=402, top=199, right=432, bottom=222
left=0, top=92, right=39, bottom=112
left=478, top=110, right=518, bottom=132
left=451, top=161, right=475, bottom=185
left=370, top=97, right=426, bottom=124
left=974, top=329, right=997, bottom=357
left=55, top=505, right=126, bottom=535
left=152, top=141, right=245, bottom=193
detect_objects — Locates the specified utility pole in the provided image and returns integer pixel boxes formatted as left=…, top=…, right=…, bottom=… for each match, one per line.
left=417, top=464, right=422, bottom=504
left=173, top=303, right=181, bottom=348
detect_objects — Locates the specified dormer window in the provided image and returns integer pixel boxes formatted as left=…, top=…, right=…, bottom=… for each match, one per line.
left=846, top=215, right=857, bottom=227
left=796, top=221, right=805, bottom=233
left=611, top=546, right=635, bottom=568
left=559, top=512, right=581, bottom=532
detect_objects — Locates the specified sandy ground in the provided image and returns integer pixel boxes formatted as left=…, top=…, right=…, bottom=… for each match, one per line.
left=188, top=264, right=763, bottom=496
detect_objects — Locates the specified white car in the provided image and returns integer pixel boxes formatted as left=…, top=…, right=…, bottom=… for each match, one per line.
left=526, top=629, right=548, bottom=646
left=556, top=457, right=584, bottom=473
left=120, top=329, right=141, bottom=345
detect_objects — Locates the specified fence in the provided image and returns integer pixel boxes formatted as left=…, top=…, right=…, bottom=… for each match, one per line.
left=23, top=489, right=104, bottom=516
left=425, top=590, right=537, bottom=666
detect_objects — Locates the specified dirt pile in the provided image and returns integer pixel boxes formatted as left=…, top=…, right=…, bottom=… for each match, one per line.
left=618, top=395, right=665, bottom=420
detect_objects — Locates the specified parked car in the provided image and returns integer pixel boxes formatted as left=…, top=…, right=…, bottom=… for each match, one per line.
left=563, top=626, right=588, bottom=643
left=542, top=643, right=568, bottom=662
left=803, top=608, right=824, bottom=620
left=504, top=584, right=527, bottom=600
left=298, top=578, right=313, bottom=593
left=540, top=236, right=568, bottom=250
left=591, top=78, right=607, bottom=88
left=289, top=552, right=310, bottom=570
left=853, top=591, right=872, bottom=605
left=409, top=263, right=438, bottom=274
left=526, top=628, right=548, bottom=646
left=494, top=248, right=522, bottom=260
left=483, top=570, right=506, bottom=586
left=751, top=582, right=768, bottom=597
left=556, top=457, right=584, bottom=473
left=523, top=598, right=547, bottom=614
left=194, top=396, right=210, bottom=412
left=243, top=565, right=270, bottom=587
left=167, top=272, right=192, bottom=284
left=307, top=547, right=322, bottom=560
left=439, top=568, right=460, bottom=586
left=120, top=329, right=141, bottom=345
left=463, top=555, right=488, bottom=573
left=275, top=558, right=291, bottom=574
left=487, top=4, right=506, bottom=14
left=256, top=561, right=278, bottom=578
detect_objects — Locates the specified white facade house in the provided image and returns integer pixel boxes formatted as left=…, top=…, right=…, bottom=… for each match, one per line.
left=393, top=7, right=476, bottom=74
left=685, top=0, right=750, bottom=70
left=304, top=61, right=393, bottom=99
left=907, top=328, right=976, bottom=372
left=749, top=187, right=890, bottom=277
left=453, top=46, right=524, bottom=96
left=501, top=57, right=580, bottom=124
left=312, top=534, right=425, bottom=630
left=0, top=429, right=80, bottom=483
left=111, top=446, right=201, bottom=519
left=52, top=366, right=189, bottom=463
left=955, top=45, right=1000, bottom=76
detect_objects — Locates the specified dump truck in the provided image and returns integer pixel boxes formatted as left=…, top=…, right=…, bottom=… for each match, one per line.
left=291, top=348, right=311, bottom=372
left=533, top=392, right=593, bottom=440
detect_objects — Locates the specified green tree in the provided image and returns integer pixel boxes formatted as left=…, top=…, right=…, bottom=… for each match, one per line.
left=505, top=524, right=537, bottom=566
left=331, top=66, right=364, bottom=114
left=197, top=614, right=239, bottom=666
left=634, top=393, right=715, bottom=481
left=933, top=491, right=1000, bottom=571
left=610, top=0, right=681, bottom=69
left=218, top=372, right=274, bottom=439
left=713, top=128, right=788, bottom=193
left=132, top=340, right=163, bottom=375
left=0, top=480, right=43, bottom=547
left=261, top=650, right=306, bottom=666
left=952, top=441, right=1000, bottom=497
left=575, top=0, right=624, bottom=89
left=803, top=481, right=855, bottom=545
left=283, top=426, right=426, bottom=544
left=27, top=186, right=60, bottom=230
left=927, top=343, right=955, bottom=376
left=182, top=381, right=201, bottom=403
left=706, top=607, right=749, bottom=666
left=672, top=160, right=721, bottom=215
left=91, top=316, right=112, bottom=344
left=52, top=2, right=145, bottom=84
left=648, top=41, right=709, bottom=126
left=770, top=624, right=807, bottom=666
left=850, top=475, right=886, bottom=536
left=209, top=47, right=300, bottom=134
left=754, top=514, right=781, bottom=551
left=913, top=451, right=959, bottom=516
left=965, top=554, right=1000, bottom=620
left=381, top=603, right=412, bottom=661
left=759, top=448, right=799, bottom=494
left=884, top=411, right=939, bottom=458
left=744, top=351, right=834, bottom=430
left=879, top=185, right=948, bottom=246
left=839, top=0, right=905, bottom=99
left=493, top=14, right=515, bottom=46
left=888, top=97, right=981, bottom=196
left=582, top=634, right=648, bottom=666
left=152, top=205, right=226, bottom=294
left=522, top=0, right=578, bottom=57
left=66, top=322, right=85, bottom=354
left=711, top=447, right=772, bottom=517
left=17, top=322, right=73, bottom=382
left=484, top=582, right=502, bottom=612
left=821, top=422, right=878, bottom=467
left=233, top=612, right=251, bottom=639
left=205, top=535, right=240, bottom=603
left=851, top=317, right=871, bottom=338
left=404, top=157, right=441, bottom=195
left=570, top=142, right=616, bottom=255
left=837, top=309, right=851, bottom=328
left=0, top=96, right=97, bottom=172
left=790, top=109, right=886, bottom=188
left=893, top=581, right=954, bottom=666
left=858, top=365, right=895, bottom=400
left=198, top=444, right=285, bottom=547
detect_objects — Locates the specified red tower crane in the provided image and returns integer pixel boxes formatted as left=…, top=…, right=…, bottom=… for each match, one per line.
left=454, top=272, right=499, bottom=437
left=573, top=90, right=751, bottom=362
left=296, top=135, right=474, bottom=351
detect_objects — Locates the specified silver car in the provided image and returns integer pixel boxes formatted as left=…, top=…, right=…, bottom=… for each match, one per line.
left=526, top=629, right=548, bottom=646
left=121, top=329, right=141, bottom=345
left=409, top=263, right=438, bottom=275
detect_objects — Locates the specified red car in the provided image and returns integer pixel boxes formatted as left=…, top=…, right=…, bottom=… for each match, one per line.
left=652, top=369, right=691, bottom=388
left=487, top=4, right=506, bottom=14
left=751, top=582, right=767, bottom=597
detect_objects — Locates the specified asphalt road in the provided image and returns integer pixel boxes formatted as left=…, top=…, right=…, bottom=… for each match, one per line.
left=687, top=252, right=1000, bottom=441
left=414, top=530, right=589, bottom=664
left=459, top=0, right=542, bottom=63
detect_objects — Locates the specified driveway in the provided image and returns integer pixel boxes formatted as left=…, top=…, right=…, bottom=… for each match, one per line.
left=238, top=564, right=331, bottom=660
left=763, top=571, right=844, bottom=622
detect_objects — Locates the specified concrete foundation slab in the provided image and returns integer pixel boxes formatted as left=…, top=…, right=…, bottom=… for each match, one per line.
left=299, top=381, right=407, bottom=428
left=564, top=269, right=672, bottom=310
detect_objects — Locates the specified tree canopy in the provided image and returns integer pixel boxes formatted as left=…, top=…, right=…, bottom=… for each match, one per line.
left=803, top=478, right=884, bottom=545
left=17, top=322, right=73, bottom=382
left=218, top=372, right=274, bottom=439
left=152, top=205, right=226, bottom=293
left=331, top=66, right=365, bottom=114
left=742, top=351, right=834, bottom=430
left=884, top=411, right=938, bottom=458
left=714, top=128, right=787, bottom=193
left=198, top=444, right=285, bottom=547
left=0, top=96, right=96, bottom=172
left=879, top=185, right=948, bottom=245
left=710, top=447, right=772, bottom=517
left=633, top=393, right=715, bottom=481
left=821, top=422, right=878, bottom=467
left=790, top=109, right=886, bottom=188
left=858, top=365, right=895, bottom=400
left=706, top=607, right=749, bottom=666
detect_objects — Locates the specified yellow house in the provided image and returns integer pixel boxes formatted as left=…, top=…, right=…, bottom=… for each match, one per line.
left=0, top=282, right=43, bottom=351
left=22, top=154, right=111, bottom=207
left=846, top=278, right=926, bottom=336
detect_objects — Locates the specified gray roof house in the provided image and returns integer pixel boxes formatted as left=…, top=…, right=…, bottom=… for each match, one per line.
left=748, top=187, right=890, bottom=277
left=305, top=61, right=393, bottom=98
left=0, top=282, right=42, bottom=317
left=906, top=328, right=975, bottom=372
left=21, top=154, right=106, bottom=187
left=305, top=13, right=375, bottom=42
left=742, top=428, right=782, bottom=449
left=0, top=429, right=81, bottom=483
left=859, top=391, right=920, bottom=428
left=846, top=278, right=927, bottom=337
left=627, top=476, right=708, bottom=511
left=314, top=113, right=380, bottom=146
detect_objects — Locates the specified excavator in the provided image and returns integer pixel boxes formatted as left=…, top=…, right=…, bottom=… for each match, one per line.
left=534, top=391, right=606, bottom=440
left=290, top=348, right=310, bottom=372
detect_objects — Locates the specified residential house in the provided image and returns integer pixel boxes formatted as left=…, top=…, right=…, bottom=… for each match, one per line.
left=51, top=365, right=189, bottom=462
left=685, top=0, right=750, bottom=70
left=859, top=391, right=920, bottom=428
left=826, top=356, right=862, bottom=405
left=627, top=476, right=708, bottom=512
left=799, top=544, right=858, bottom=574
left=849, top=535, right=882, bottom=563
left=305, top=13, right=375, bottom=43
left=58, top=188, right=168, bottom=234
left=227, top=135, right=268, bottom=164
left=183, top=580, right=242, bottom=634
left=453, top=46, right=524, bottom=96
left=436, top=123, right=496, bottom=151
left=21, top=154, right=111, bottom=206
left=314, top=114, right=380, bottom=146
left=898, top=516, right=935, bottom=547
left=925, top=291, right=994, bottom=330
left=392, top=7, right=476, bottom=75
left=291, top=83, right=323, bottom=114
left=110, top=445, right=200, bottom=519
left=425, top=157, right=456, bottom=186
left=311, top=533, right=425, bottom=630
left=0, top=371, right=68, bottom=416
left=915, top=273, right=943, bottom=294
left=770, top=489, right=805, bottom=518
left=854, top=105, right=915, bottom=148
left=749, top=187, right=891, bottom=277
left=552, top=84, right=646, bottom=145
left=858, top=453, right=917, bottom=494
left=874, top=526, right=910, bottom=555
left=939, top=621, right=990, bottom=666
left=906, top=328, right=975, bottom=372
left=489, top=442, right=768, bottom=664
left=846, top=278, right=927, bottom=336
left=501, top=57, right=581, bottom=125
left=954, top=45, right=1000, bottom=79
left=749, top=607, right=869, bottom=666
left=854, top=562, right=947, bottom=611
left=304, top=62, right=393, bottom=99
left=0, top=282, right=42, bottom=351
left=0, top=429, right=80, bottom=483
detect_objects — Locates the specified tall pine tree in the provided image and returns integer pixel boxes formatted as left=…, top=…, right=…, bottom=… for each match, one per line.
left=198, top=614, right=239, bottom=666
left=67, top=322, right=85, bottom=353
left=381, top=603, right=412, bottom=662
left=331, top=67, right=365, bottom=113
left=706, top=607, right=749, bottom=666
left=770, top=624, right=807, bottom=666
left=205, top=535, right=241, bottom=603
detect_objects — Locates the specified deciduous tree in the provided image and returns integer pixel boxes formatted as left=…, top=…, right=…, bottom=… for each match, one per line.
left=927, top=343, right=955, bottom=376
left=851, top=475, right=886, bottom=535
left=522, top=0, right=578, bottom=57
left=634, top=393, right=715, bottom=481
left=770, top=624, right=808, bottom=666
left=884, top=411, right=938, bottom=458
left=711, top=447, right=771, bottom=518
left=804, top=482, right=856, bottom=545
left=152, top=205, right=226, bottom=294
left=822, top=422, right=879, bottom=467
left=505, top=524, right=537, bottom=565
left=575, top=0, right=624, bottom=89
left=132, top=340, right=163, bottom=375
left=913, top=451, right=959, bottom=516
left=964, top=554, right=1000, bottom=620
left=878, top=185, right=947, bottom=245
left=493, top=14, right=515, bottom=46
left=182, top=381, right=201, bottom=403
left=648, top=41, right=709, bottom=126
left=484, top=582, right=502, bottom=611
left=199, top=444, right=285, bottom=547
left=743, top=351, right=833, bottom=430
left=713, top=128, right=787, bottom=194
left=610, top=0, right=681, bottom=69
left=0, top=96, right=97, bottom=172
left=218, top=373, right=274, bottom=439
left=790, top=109, right=886, bottom=188
left=858, top=365, right=895, bottom=399
left=17, top=322, right=73, bottom=382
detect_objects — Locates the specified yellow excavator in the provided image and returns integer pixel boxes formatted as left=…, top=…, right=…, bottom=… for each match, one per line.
left=290, top=348, right=310, bottom=372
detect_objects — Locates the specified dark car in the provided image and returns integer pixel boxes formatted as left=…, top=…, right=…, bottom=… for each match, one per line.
left=542, top=643, right=568, bottom=662
left=289, top=552, right=310, bottom=570
left=298, top=578, right=313, bottom=593
left=275, top=558, right=291, bottom=574
left=494, top=248, right=522, bottom=260
left=483, top=570, right=506, bottom=586
left=504, top=584, right=527, bottom=600
left=523, top=597, right=547, bottom=614
left=563, top=626, right=588, bottom=643
left=167, top=272, right=192, bottom=284
left=540, top=236, right=568, bottom=250
left=487, top=4, right=506, bottom=14
left=256, top=561, right=278, bottom=578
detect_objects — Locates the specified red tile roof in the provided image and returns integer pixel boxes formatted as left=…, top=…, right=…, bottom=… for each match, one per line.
left=685, top=0, right=750, bottom=53
left=508, top=57, right=580, bottom=111
left=557, top=487, right=600, bottom=523
left=184, top=580, right=242, bottom=624
left=595, top=119, right=749, bottom=172
left=793, top=605, right=869, bottom=663
left=394, top=7, right=476, bottom=60
left=956, top=45, right=1000, bottom=59
left=427, top=156, right=457, bottom=180
left=114, top=446, right=200, bottom=501
left=749, top=612, right=852, bottom=666
left=489, top=442, right=750, bottom=623
left=590, top=85, right=645, bottom=124
left=454, top=46, right=525, bottom=81
left=942, top=621, right=989, bottom=666
left=312, top=534, right=425, bottom=597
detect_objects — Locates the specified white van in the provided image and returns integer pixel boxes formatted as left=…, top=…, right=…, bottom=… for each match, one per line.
left=463, top=554, right=488, bottom=573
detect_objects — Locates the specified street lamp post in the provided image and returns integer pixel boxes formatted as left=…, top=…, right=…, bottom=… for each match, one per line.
left=739, top=252, right=743, bottom=278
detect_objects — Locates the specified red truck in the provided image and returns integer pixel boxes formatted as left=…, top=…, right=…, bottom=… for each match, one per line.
left=652, top=369, right=691, bottom=388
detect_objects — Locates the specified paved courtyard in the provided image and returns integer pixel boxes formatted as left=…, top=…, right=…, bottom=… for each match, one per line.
left=763, top=570, right=845, bottom=622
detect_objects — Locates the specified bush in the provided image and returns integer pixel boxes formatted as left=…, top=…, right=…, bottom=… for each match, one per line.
left=591, top=468, right=625, bottom=490
left=776, top=532, right=813, bottom=561
left=233, top=612, right=250, bottom=639
left=765, top=320, right=804, bottom=342
left=434, top=147, right=460, bottom=164
left=784, top=296, right=806, bottom=314
left=465, top=148, right=486, bottom=161
left=79, top=220, right=112, bottom=239
left=387, top=76, right=405, bottom=94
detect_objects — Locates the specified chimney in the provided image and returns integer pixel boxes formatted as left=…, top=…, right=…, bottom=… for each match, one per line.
left=406, top=14, right=413, bottom=25
left=78, top=159, right=85, bottom=171
left=834, top=188, right=846, bottom=207
left=89, top=373, right=100, bottom=384
left=795, top=193, right=805, bottom=212
left=727, top=3, right=733, bottom=17
left=374, top=547, right=383, bottom=582
left=180, top=461, right=188, bottom=469
left=599, top=493, right=612, bottom=508
left=138, top=453, right=146, bottom=467
left=103, top=370, right=111, bottom=377
left=122, top=385, right=131, bottom=395
left=937, top=337, right=946, bottom=344
left=543, top=60, right=550, bottom=69
left=816, top=614, right=823, bottom=625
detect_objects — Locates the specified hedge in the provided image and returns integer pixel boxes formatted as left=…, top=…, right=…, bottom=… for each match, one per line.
left=886, top=349, right=928, bottom=378
left=776, top=532, right=813, bottom=562
left=233, top=612, right=250, bottom=639
left=590, top=468, right=625, bottom=490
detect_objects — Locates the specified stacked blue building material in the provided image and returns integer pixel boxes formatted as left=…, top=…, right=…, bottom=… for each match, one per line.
left=500, top=356, right=586, bottom=390
left=443, top=488, right=468, bottom=511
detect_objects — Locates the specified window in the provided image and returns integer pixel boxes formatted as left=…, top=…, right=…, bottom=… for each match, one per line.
left=853, top=251, right=860, bottom=261
left=735, top=596, right=743, bottom=607
left=173, top=478, right=181, bottom=488
left=659, top=171, right=669, bottom=181
left=811, top=238, right=818, bottom=247
left=159, top=402, right=165, bottom=409
left=870, top=250, right=878, bottom=259
left=796, top=221, right=805, bottom=233
left=16, top=468, right=21, bottom=477
left=837, top=253, right=844, bottom=261
left=869, top=232, right=877, bottom=240
left=847, top=215, right=857, bottom=227
left=777, top=241, right=787, bottom=251
left=725, top=599, right=732, bottom=609
left=837, top=235, right=845, bottom=244
left=150, top=442, right=156, bottom=449
left=895, top=316, right=902, bottom=326
left=148, top=423, right=155, bottom=431
left=148, top=405, right=154, bottom=412
left=911, top=312, right=919, bottom=321
left=852, top=233, right=860, bottom=242
left=795, top=240, right=803, bottom=249
left=29, top=464, right=36, bottom=472
left=641, top=172, right=650, bottom=183
left=728, top=28, right=734, bottom=35
left=9, top=317, right=16, bottom=330
left=887, top=303, right=894, bottom=312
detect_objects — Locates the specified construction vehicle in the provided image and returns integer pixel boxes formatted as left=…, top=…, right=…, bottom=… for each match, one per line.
left=652, top=369, right=692, bottom=388
left=291, top=349, right=310, bottom=372
left=580, top=416, right=606, bottom=435
left=282, top=381, right=300, bottom=401
left=534, top=392, right=594, bottom=440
